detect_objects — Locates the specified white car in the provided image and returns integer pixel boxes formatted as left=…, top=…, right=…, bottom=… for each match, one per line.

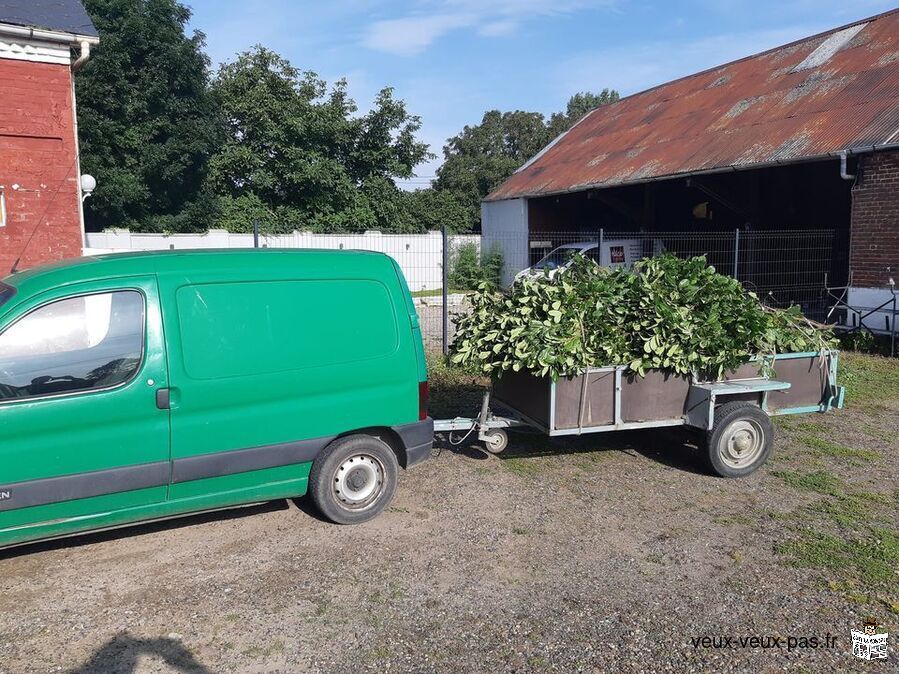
left=514, top=239, right=647, bottom=282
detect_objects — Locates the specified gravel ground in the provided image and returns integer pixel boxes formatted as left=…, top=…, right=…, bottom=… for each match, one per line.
left=0, top=353, right=896, bottom=673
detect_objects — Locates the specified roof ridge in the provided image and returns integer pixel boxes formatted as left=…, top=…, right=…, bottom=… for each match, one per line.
left=488, top=8, right=899, bottom=202
left=584, top=7, right=899, bottom=114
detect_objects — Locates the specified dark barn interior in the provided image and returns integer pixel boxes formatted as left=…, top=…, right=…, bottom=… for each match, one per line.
left=524, top=157, right=854, bottom=314
left=527, top=158, right=852, bottom=239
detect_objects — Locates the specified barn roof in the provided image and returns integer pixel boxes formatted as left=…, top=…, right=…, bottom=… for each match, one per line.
left=0, top=0, right=97, bottom=38
left=487, top=9, right=899, bottom=202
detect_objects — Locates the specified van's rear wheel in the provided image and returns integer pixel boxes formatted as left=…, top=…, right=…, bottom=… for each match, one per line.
left=310, top=435, right=398, bottom=524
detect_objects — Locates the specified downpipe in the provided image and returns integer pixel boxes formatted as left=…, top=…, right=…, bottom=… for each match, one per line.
left=839, top=151, right=855, bottom=181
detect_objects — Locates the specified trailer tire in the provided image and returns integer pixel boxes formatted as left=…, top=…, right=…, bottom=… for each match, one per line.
left=483, top=429, right=509, bottom=454
left=310, top=435, right=398, bottom=524
left=703, top=402, right=773, bottom=478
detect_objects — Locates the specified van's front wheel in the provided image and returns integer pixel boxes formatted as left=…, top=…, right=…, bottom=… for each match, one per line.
left=310, top=435, right=399, bottom=524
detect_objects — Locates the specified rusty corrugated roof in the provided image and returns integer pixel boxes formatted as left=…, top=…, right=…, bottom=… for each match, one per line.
left=487, top=9, right=899, bottom=202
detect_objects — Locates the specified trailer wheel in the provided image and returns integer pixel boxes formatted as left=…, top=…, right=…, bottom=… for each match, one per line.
left=483, top=429, right=509, bottom=454
left=704, top=402, right=773, bottom=478
left=309, top=435, right=398, bottom=524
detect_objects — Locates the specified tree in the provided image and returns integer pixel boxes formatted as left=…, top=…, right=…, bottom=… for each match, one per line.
left=77, top=0, right=221, bottom=232
left=402, top=188, right=469, bottom=233
left=548, top=89, right=620, bottom=137
left=209, top=47, right=431, bottom=233
left=433, top=110, right=549, bottom=231
left=435, top=90, right=620, bottom=231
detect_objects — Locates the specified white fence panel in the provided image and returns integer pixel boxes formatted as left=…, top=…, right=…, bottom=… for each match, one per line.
left=85, top=229, right=480, bottom=292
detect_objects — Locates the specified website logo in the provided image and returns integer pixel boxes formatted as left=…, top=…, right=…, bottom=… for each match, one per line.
left=851, top=618, right=888, bottom=660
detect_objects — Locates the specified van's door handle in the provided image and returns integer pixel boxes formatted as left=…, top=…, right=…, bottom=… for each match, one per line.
left=156, top=388, right=171, bottom=410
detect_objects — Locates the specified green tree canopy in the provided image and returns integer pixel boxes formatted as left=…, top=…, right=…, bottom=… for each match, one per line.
left=209, top=47, right=431, bottom=233
left=402, top=188, right=470, bottom=233
left=548, top=89, right=620, bottom=136
left=77, top=0, right=221, bottom=232
left=434, top=90, right=620, bottom=230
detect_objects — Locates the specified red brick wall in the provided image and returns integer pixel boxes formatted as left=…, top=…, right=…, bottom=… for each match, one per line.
left=850, top=151, right=899, bottom=287
left=0, top=57, right=82, bottom=274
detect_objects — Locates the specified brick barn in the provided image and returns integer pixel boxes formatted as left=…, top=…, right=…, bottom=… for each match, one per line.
left=0, top=0, right=98, bottom=273
left=483, top=9, right=899, bottom=333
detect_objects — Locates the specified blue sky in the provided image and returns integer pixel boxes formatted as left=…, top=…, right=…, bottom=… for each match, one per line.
left=186, top=0, right=898, bottom=186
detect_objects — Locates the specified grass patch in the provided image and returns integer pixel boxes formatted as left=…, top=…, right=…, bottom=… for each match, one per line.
left=812, top=496, right=867, bottom=528
left=712, top=513, right=757, bottom=527
left=771, top=470, right=841, bottom=496
left=838, top=352, right=899, bottom=411
left=773, top=354, right=898, bottom=609
left=776, top=527, right=899, bottom=589
left=370, top=646, right=391, bottom=660
left=801, top=435, right=880, bottom=461
left=502, top=457, right=541, bottom=479
left=811, top=491, right=894, bottom=529
left=772, top=415, right=816, bottom=432
left=242, top=641, right=285, bottom=658
left=411, top=288, right=468, bottom=298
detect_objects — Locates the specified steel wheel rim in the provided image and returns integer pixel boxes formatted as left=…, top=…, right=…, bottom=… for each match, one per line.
left=333, top=454, right=385, bottom=511
left=719, top=419, right=765, bottom=469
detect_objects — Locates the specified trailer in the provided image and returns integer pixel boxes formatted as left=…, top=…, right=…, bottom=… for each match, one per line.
left=433, top=350, right=844, bottom=477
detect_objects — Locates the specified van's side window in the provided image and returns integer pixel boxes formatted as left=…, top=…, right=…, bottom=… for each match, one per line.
left=0, top=291, right=144, bottom=401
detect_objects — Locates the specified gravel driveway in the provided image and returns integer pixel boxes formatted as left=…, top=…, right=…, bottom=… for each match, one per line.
left=0, top=354, right=896, bottom=673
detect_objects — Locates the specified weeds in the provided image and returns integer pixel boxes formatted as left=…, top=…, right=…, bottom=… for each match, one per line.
left=503, top=457, right=541, bottom=479
left=776, top=528, right=899, bottom=589
left=839, top=352, right=899, bottom=412
left=771, top=470, right=841, bottom=496
left=801, top=435, right=879, bottom=461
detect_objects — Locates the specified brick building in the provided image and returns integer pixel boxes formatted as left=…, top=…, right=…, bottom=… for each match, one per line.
left=0, top=0, right=98, bottom=273
left=484, top=9, right=899, bottom=332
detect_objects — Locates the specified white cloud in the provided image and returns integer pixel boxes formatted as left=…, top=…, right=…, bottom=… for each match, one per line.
left=554, top=25, right=828, bottom=98
left=478, top=20, right=519, bottom=37
left=364, top=13, right=475, bottom=56
left=362, top=0, right=618, bottom=55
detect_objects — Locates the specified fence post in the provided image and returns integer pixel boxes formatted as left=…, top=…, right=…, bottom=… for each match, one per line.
left=733, top=228, right=740, bottom=280
left=442, top=225, right=449, bottom=356
left=253, top=220, right=260, bottom=248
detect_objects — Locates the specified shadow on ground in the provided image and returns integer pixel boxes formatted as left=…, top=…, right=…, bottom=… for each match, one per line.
left=430, top=372, right=712, bottom=476
left=434, top=425, right=711, bottom=476
left=0, top=500, right=290, bottom=560
left=69, top=633, right=212, bottom=673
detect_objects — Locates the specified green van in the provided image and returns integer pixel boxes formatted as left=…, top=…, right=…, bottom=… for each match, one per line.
left=0, top=249, right=433, bottom=549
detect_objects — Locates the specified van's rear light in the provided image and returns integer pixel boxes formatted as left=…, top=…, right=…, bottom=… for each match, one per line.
left=418, top=381, right=429, bottom=420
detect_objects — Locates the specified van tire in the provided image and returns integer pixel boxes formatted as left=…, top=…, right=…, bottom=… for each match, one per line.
left=310, top=435, right=399, bottom=524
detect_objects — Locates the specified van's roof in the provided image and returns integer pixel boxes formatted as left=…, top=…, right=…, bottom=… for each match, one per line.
left=3, top=248, right=392, bottom=295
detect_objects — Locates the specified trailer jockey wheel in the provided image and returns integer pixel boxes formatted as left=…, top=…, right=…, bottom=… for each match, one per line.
left=704, top=402, right=773, bottom=478
left=483, top=429, right=509, bottom=454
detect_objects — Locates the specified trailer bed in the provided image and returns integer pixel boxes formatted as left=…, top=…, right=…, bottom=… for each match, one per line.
left=489, top=351, right=841, bottom=437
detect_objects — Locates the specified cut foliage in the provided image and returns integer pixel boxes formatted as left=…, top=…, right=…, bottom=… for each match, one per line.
left=450, top=254, right=835, bottom=380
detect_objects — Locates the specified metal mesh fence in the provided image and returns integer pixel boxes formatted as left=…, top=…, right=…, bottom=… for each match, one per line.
left=100, top=227, right=834, bottom=349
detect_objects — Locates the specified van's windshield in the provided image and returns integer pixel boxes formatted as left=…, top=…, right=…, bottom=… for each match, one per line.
left=0, top=283, right=15, bottom=309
